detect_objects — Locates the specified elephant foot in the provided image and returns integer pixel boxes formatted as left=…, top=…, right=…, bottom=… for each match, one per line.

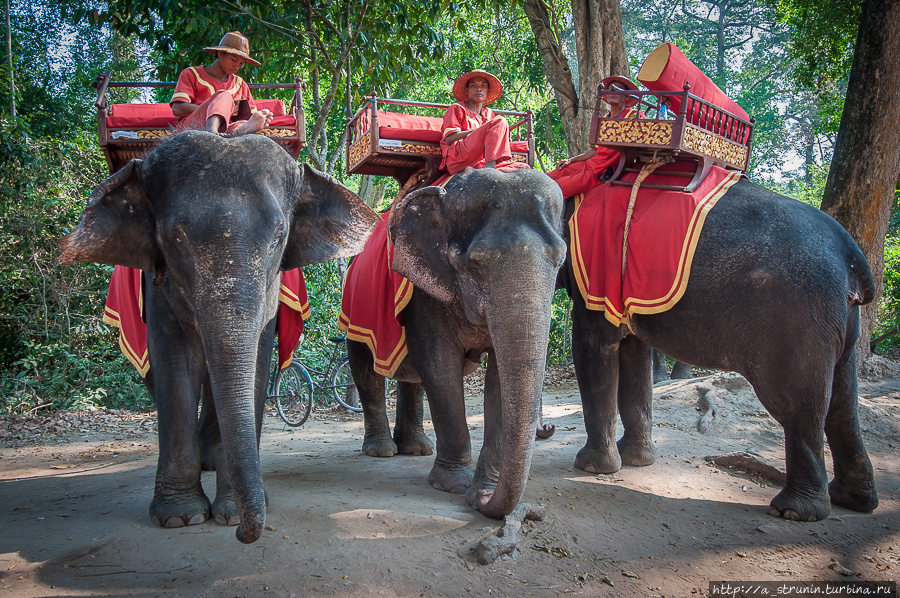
left=828, top=478, right=878, bottom=513
left=428, top=462, right=473, bottom=494
left=212, top=497, right=241, bottom=525
left=536, top=423, right=556, bottom=440
left=394, top=432, right=434, bottom=456
left=670, top=362, right=693, bottom=379
left=362, top=435, right=398, bottom=458
left=574, top=444, right=622, bottom=474
left=652, top=371, right=670, bottom=384
left=149, top=491, right=211, bottom=528
left=466, top=488, right=494, bottom=511
left=617, top=436, right=656, bottom=467
left=767, top=486, right=830, bottom=522
left=212, top=496, right=240, bottom=526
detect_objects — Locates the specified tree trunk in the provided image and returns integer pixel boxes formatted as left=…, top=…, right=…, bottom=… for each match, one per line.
left=820, top=0, right=900, bottom=362
left=523, top=0, right=628, bottom=155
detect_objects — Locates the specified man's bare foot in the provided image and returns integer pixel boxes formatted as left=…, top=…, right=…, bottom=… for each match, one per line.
left=206, top=115, right=225, bottom=133
left=232, top=109, right=273, bottom=135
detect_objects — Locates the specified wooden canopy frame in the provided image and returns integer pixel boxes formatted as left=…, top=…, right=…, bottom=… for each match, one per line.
left=346, top=94, right=535, bottom=185
left=93, top=73, right=307, bottom=174
left=589, top=81, right=754, bottom=192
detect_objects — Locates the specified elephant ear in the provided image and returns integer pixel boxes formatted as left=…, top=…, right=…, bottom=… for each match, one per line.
left=283, top=163, right=379, bottom=269
left=59, top=159, right=160, bottom=272
left=390, top=186, right=456, bottom=303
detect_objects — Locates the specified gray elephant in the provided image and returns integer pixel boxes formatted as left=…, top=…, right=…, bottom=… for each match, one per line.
left=651, top=349, right=692, bottom=383
left=347, top=168, right=567, bottom=518
left=563, top=179, right=878, bottom=521
left=59, top=131, right=378, bottom=543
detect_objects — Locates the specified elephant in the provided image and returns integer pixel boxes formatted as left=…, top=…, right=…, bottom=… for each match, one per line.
left=59, top=131, right=379, bottom=543
left=562, top=178, right=878, bottom=521
left=650, top=348, right=693, bottom=383
left=348, top=168, right=567, bottom=518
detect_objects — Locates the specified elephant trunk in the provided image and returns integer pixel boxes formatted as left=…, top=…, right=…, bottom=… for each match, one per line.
left=478, top=255, right=557, bottom=518
left=197, top=276, right=274, bottom=544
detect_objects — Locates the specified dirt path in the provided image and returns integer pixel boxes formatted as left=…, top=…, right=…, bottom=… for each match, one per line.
left=1, top=366, right=898, bottom=597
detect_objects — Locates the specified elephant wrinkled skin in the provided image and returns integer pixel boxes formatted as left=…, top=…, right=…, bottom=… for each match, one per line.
left=562, top=178, right=878, bottom=522
left=348, top=168, right=567, bottom=519
left=59, top=131, right=379, bottom=543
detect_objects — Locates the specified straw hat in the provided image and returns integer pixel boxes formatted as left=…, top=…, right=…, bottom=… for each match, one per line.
left=452, top=70, right=502, bottom=105
left=600, top=75, right=640, bottom=107
left=204, top=31, right=261, bottom=66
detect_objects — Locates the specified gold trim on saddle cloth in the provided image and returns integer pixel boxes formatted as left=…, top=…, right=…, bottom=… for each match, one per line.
left=569, top=171, right=742, bottom=327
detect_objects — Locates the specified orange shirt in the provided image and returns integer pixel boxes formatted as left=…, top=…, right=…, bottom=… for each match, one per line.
left=169, top=65, right=257, bottom=110
left=440, top=102, right=498, bottom=171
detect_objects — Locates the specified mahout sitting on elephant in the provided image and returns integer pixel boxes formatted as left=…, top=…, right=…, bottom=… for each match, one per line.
left=60, top=131, right=378, bottom=543
left=562, top=177, right=878, bottom=522
left=341, top=167, right=567, bottom=518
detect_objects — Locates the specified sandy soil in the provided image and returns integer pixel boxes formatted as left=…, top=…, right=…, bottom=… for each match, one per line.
left=1, top=363, right=898, bottom=598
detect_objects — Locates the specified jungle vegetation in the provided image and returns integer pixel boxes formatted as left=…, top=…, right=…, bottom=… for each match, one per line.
left=1, top=0, right=898, bottom=413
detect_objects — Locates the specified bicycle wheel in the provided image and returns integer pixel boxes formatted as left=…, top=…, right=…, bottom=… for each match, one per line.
left=330, top=357, right=362, bottom=413
left=274, top=362, right=313, bottom=427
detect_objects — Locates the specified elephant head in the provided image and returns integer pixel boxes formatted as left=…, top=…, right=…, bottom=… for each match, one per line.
left=391, top=168, right=567, bottom=517
left=60, top=131, right=378, bottom=543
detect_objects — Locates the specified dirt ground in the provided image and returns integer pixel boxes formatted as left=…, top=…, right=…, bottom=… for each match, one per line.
left=1, top=361, right=898, bottom=598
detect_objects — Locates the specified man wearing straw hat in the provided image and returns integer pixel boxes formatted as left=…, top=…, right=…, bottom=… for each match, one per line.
left=170, top=31, right=273, bottom=135
left=440, top=69, right=516, bottom=174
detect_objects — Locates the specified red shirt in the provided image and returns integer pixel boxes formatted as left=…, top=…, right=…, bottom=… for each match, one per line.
left=440, top=102, right=496, bottom=141
left=169, top=65, right=257, bottom=110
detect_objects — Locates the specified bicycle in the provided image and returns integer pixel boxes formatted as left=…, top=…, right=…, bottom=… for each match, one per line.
left=268, top=336, right=360, bottom=427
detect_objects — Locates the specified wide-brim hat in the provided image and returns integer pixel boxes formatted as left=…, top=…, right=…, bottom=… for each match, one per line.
left=204, top=31, right=261, bottom=66
left=600, top=75, right=640, bottom=107
left=452, top=70, right=502, bottom=105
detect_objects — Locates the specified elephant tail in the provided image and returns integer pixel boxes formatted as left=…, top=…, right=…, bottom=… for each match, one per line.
left=847, top=245, right=875, bottom=306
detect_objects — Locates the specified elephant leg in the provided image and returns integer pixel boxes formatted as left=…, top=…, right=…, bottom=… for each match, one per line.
left=572, top=305, right=622, bottom=474
left=147, top=328, right=211, bottom=528
left=350, top=341, right=397, bottom=457
left=754, top=372, right=831, bottom=521
left=669, top=361, right=693, bottom=380
left=467, top=350, right=502, bottom=507
left=616, top=336, right=656, bottom=467
left=825, top=347, right=878, bottom=513
left=393, top=382, right=434, bottom=456
left=198, top=373, right=220, bottom=472
left=650, top=349, right=670, bottom=384
left=424, top=362, right=473, bottom=493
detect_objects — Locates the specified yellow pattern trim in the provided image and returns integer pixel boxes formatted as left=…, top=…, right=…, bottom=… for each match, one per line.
left=103, top=306, right=150, bottom=378
left=338, top=312, right=408, bottom=378
left=569, top=171, right=743, bottom=326
left=279, top=283, right=311, bottom=320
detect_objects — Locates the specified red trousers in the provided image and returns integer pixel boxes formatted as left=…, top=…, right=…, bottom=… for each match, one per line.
left=176, top=90, right=248, bottom=134
left=443, top=116, right=512, bottom=174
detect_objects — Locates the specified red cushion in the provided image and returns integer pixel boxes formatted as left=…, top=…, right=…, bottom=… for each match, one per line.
left=377, top=111, right=443, bottom=143
left=268, top=116, right=296, bottom=127
left=638, top=43, right=749, bottom=121
left=107, top=103, right=178, bottom=128
left=255, top=99, right=286, bottom=117
left=107, top=100, right=290, bottom=128
left=510, top=140, right=529, bottom=153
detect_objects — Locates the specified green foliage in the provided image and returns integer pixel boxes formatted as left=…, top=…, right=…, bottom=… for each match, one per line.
left=874, top=202, right=900, bottom=354
left=547, top=290, right=573, bottom=366
left=0, top=117, right=152, bottom=414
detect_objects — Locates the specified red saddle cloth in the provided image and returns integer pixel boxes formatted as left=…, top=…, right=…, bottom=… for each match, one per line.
left=569, top=165, right=743, bottom=326
left=103, top=266, right=311, bottom=377
left=338, top=213, right=414, bottom=377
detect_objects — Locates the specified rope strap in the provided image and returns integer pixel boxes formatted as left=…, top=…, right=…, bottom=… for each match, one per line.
left=621, top=155, right=675, bottom=278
